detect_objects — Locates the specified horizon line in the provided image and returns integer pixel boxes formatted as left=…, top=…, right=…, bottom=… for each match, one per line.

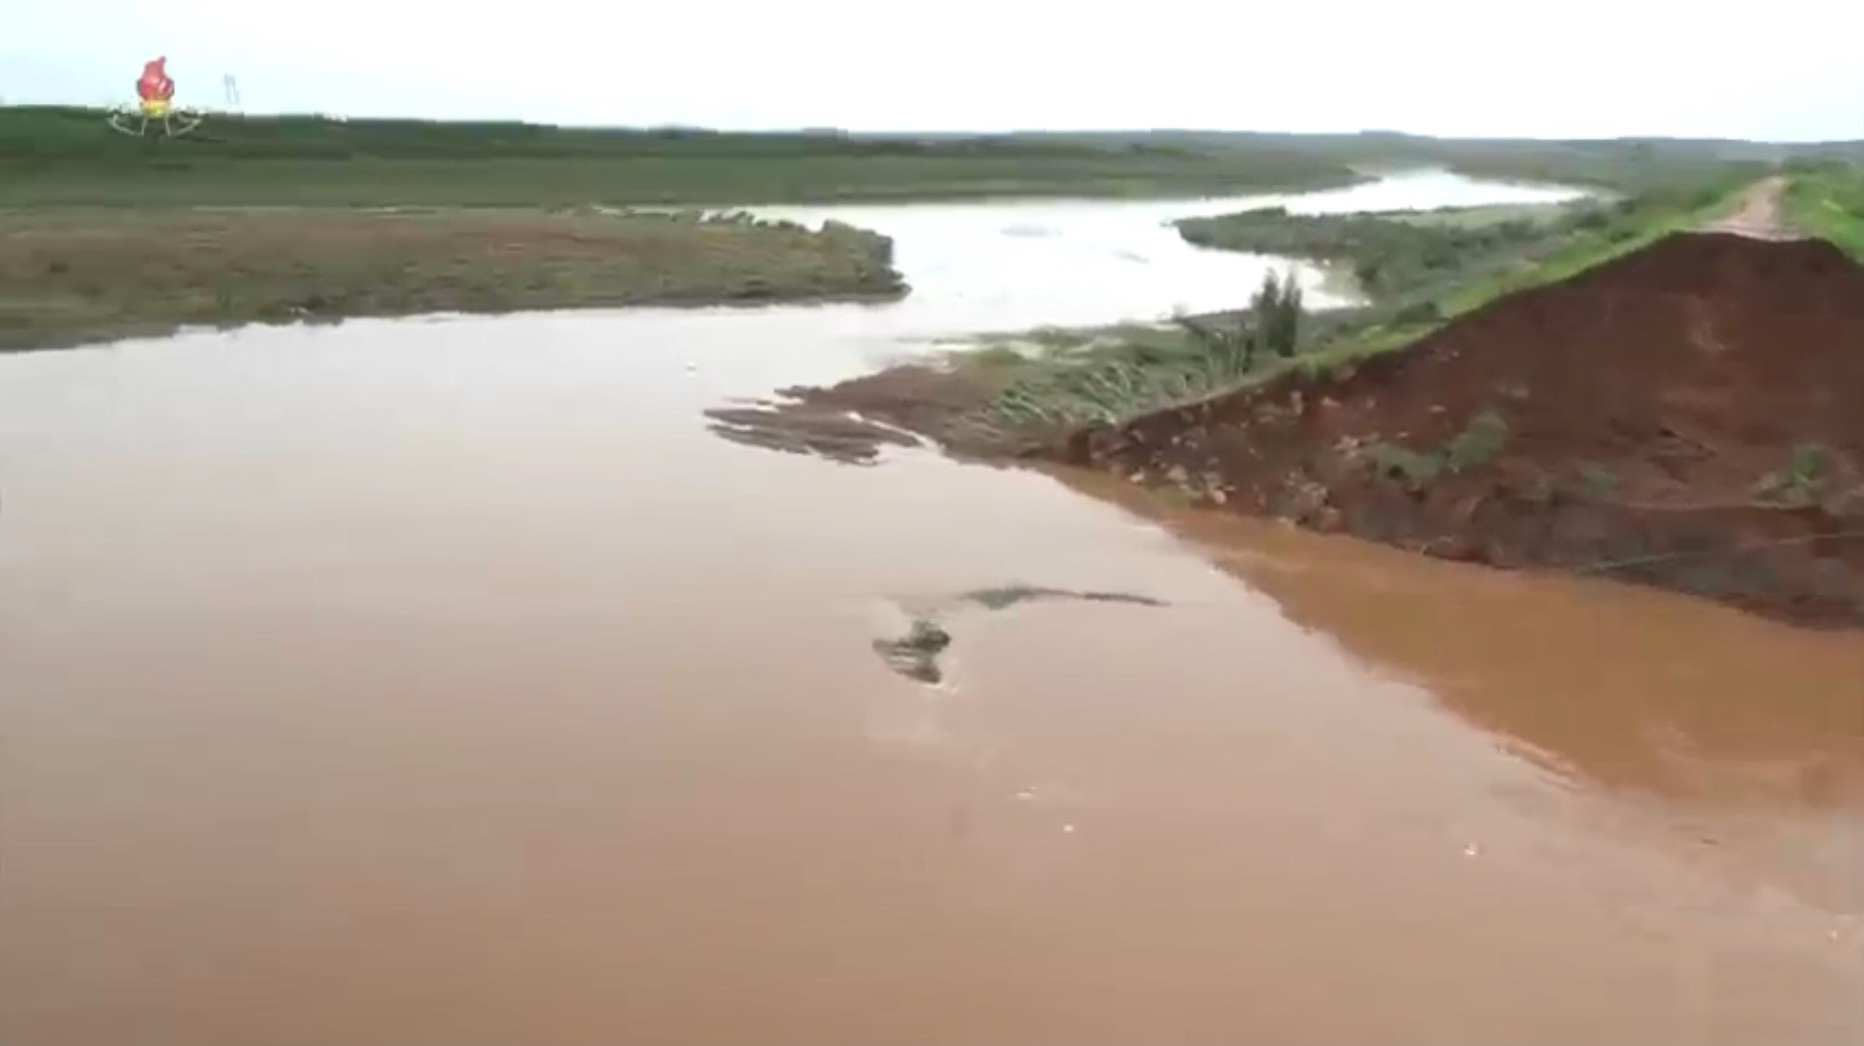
left=3, top=103, right=1861, bottom=147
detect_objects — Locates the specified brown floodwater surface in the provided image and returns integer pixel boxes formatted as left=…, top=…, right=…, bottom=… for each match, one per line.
left=4, top=179, right=1861, bottom=1046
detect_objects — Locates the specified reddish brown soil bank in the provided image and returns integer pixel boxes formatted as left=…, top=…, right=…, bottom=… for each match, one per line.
left=1057, top=233, right=1864, bottom=626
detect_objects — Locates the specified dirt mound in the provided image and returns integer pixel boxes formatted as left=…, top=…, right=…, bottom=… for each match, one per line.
left=1058, top=232, right=1864, bottom=626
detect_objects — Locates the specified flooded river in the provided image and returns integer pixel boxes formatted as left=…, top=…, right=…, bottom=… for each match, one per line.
left=3, top=172, right=1860, bottom=1045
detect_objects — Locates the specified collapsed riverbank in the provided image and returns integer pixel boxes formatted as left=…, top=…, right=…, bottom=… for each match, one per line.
left=713, top=229, right=1864, bottom=627
left=1063, top=232, right=1864, bottom=627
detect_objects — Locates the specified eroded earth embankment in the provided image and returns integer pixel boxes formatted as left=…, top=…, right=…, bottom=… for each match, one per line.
left=1058, top=233, right=1864, bottom=625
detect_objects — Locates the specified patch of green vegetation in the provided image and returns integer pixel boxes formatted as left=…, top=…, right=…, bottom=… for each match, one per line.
left=1419, top=151, right=1772, bottom=194
left=1578, top=463, right=1621, bottom=502
left=1254, top=174, right=1759, bottom=381
left=1179, top=176, right=1754, bottom=326
left=951, top=343, right=1239, bottom=437
left=6, top=108, right=1802, bottom=208
left=1443, top=410, right=1511, bottom=472
left=0, top=106, right=1368, bottom=207
left=1053, top=131, right=1784, bottom=194
left=1177, top=201, right=1593, bottom=305
left=945, top=268, right=1318, bottom=439
left=1250, top=269, right=1305, bottom=359
left=1439, top=178, right=1754, bottom=306
left=1368, top=443, right=1445, bottom=491
left=1784, top=162, right=1864, bottom=259
left=1367, top=410, right=1510, bottom=490
left=0, top=207, right=906, bottom=351
left=1753, top=443, right=1833, bottom=507
left=1389, top=202, right=1591, bottom=229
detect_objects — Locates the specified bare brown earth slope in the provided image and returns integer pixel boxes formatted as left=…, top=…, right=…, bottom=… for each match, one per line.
left=1055, top=232, right=1864, bottom=626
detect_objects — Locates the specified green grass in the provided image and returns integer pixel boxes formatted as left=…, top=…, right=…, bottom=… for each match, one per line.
left=1181, top=176, right=1751, bottom=325
left=1388, top=201, right=1592, bottom=229
left=1045, top=131, right=1789, bottom=193
left=0, top=106, right=1367, bottom=206
left=1753, top=443, right=1836, bottom=507
left=1784, top=163, right=1864, bottom=259
left=0, top=207, right=905, bottom=351
left=1431, top=179, right=1750, bottom=310
left=0, top=156, right=1370, bottom=208
left=2, top=106, right=1805, bottom=207
left=1175, top=200, right=1596, bottom=305
left=1368, top=409, right=1510, bottom=490
left=943, top=322, right=1255, bottom=440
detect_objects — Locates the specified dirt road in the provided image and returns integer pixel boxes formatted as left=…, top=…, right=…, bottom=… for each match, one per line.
left=1705, top=175, right=1798, bottom=240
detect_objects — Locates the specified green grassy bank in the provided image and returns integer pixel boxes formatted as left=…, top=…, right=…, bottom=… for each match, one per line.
left=1785, top=162, right=1864, bottom=258
left=0, top=208, right=904, bottom=351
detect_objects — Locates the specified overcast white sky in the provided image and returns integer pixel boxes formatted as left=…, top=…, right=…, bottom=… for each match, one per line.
left=2, top=0, right=1860, bottom=139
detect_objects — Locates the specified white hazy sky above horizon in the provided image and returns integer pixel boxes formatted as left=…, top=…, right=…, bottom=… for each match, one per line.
left=2, top=0, right=1860, bottom=140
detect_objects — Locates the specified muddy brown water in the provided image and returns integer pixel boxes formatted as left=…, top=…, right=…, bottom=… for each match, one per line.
left=4, top=173, right=1860, bottom=1046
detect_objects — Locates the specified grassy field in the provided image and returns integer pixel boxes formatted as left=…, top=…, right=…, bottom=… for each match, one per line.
left=2, top=108, right=1817, bottom=207
left=1049, top=131, right=1796, bottom=192
left=1784, top=162, right=1864, bottom=258
left=0, top=107, right=1370, bottom=206
left=0, top=208, right=904, bottom=351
